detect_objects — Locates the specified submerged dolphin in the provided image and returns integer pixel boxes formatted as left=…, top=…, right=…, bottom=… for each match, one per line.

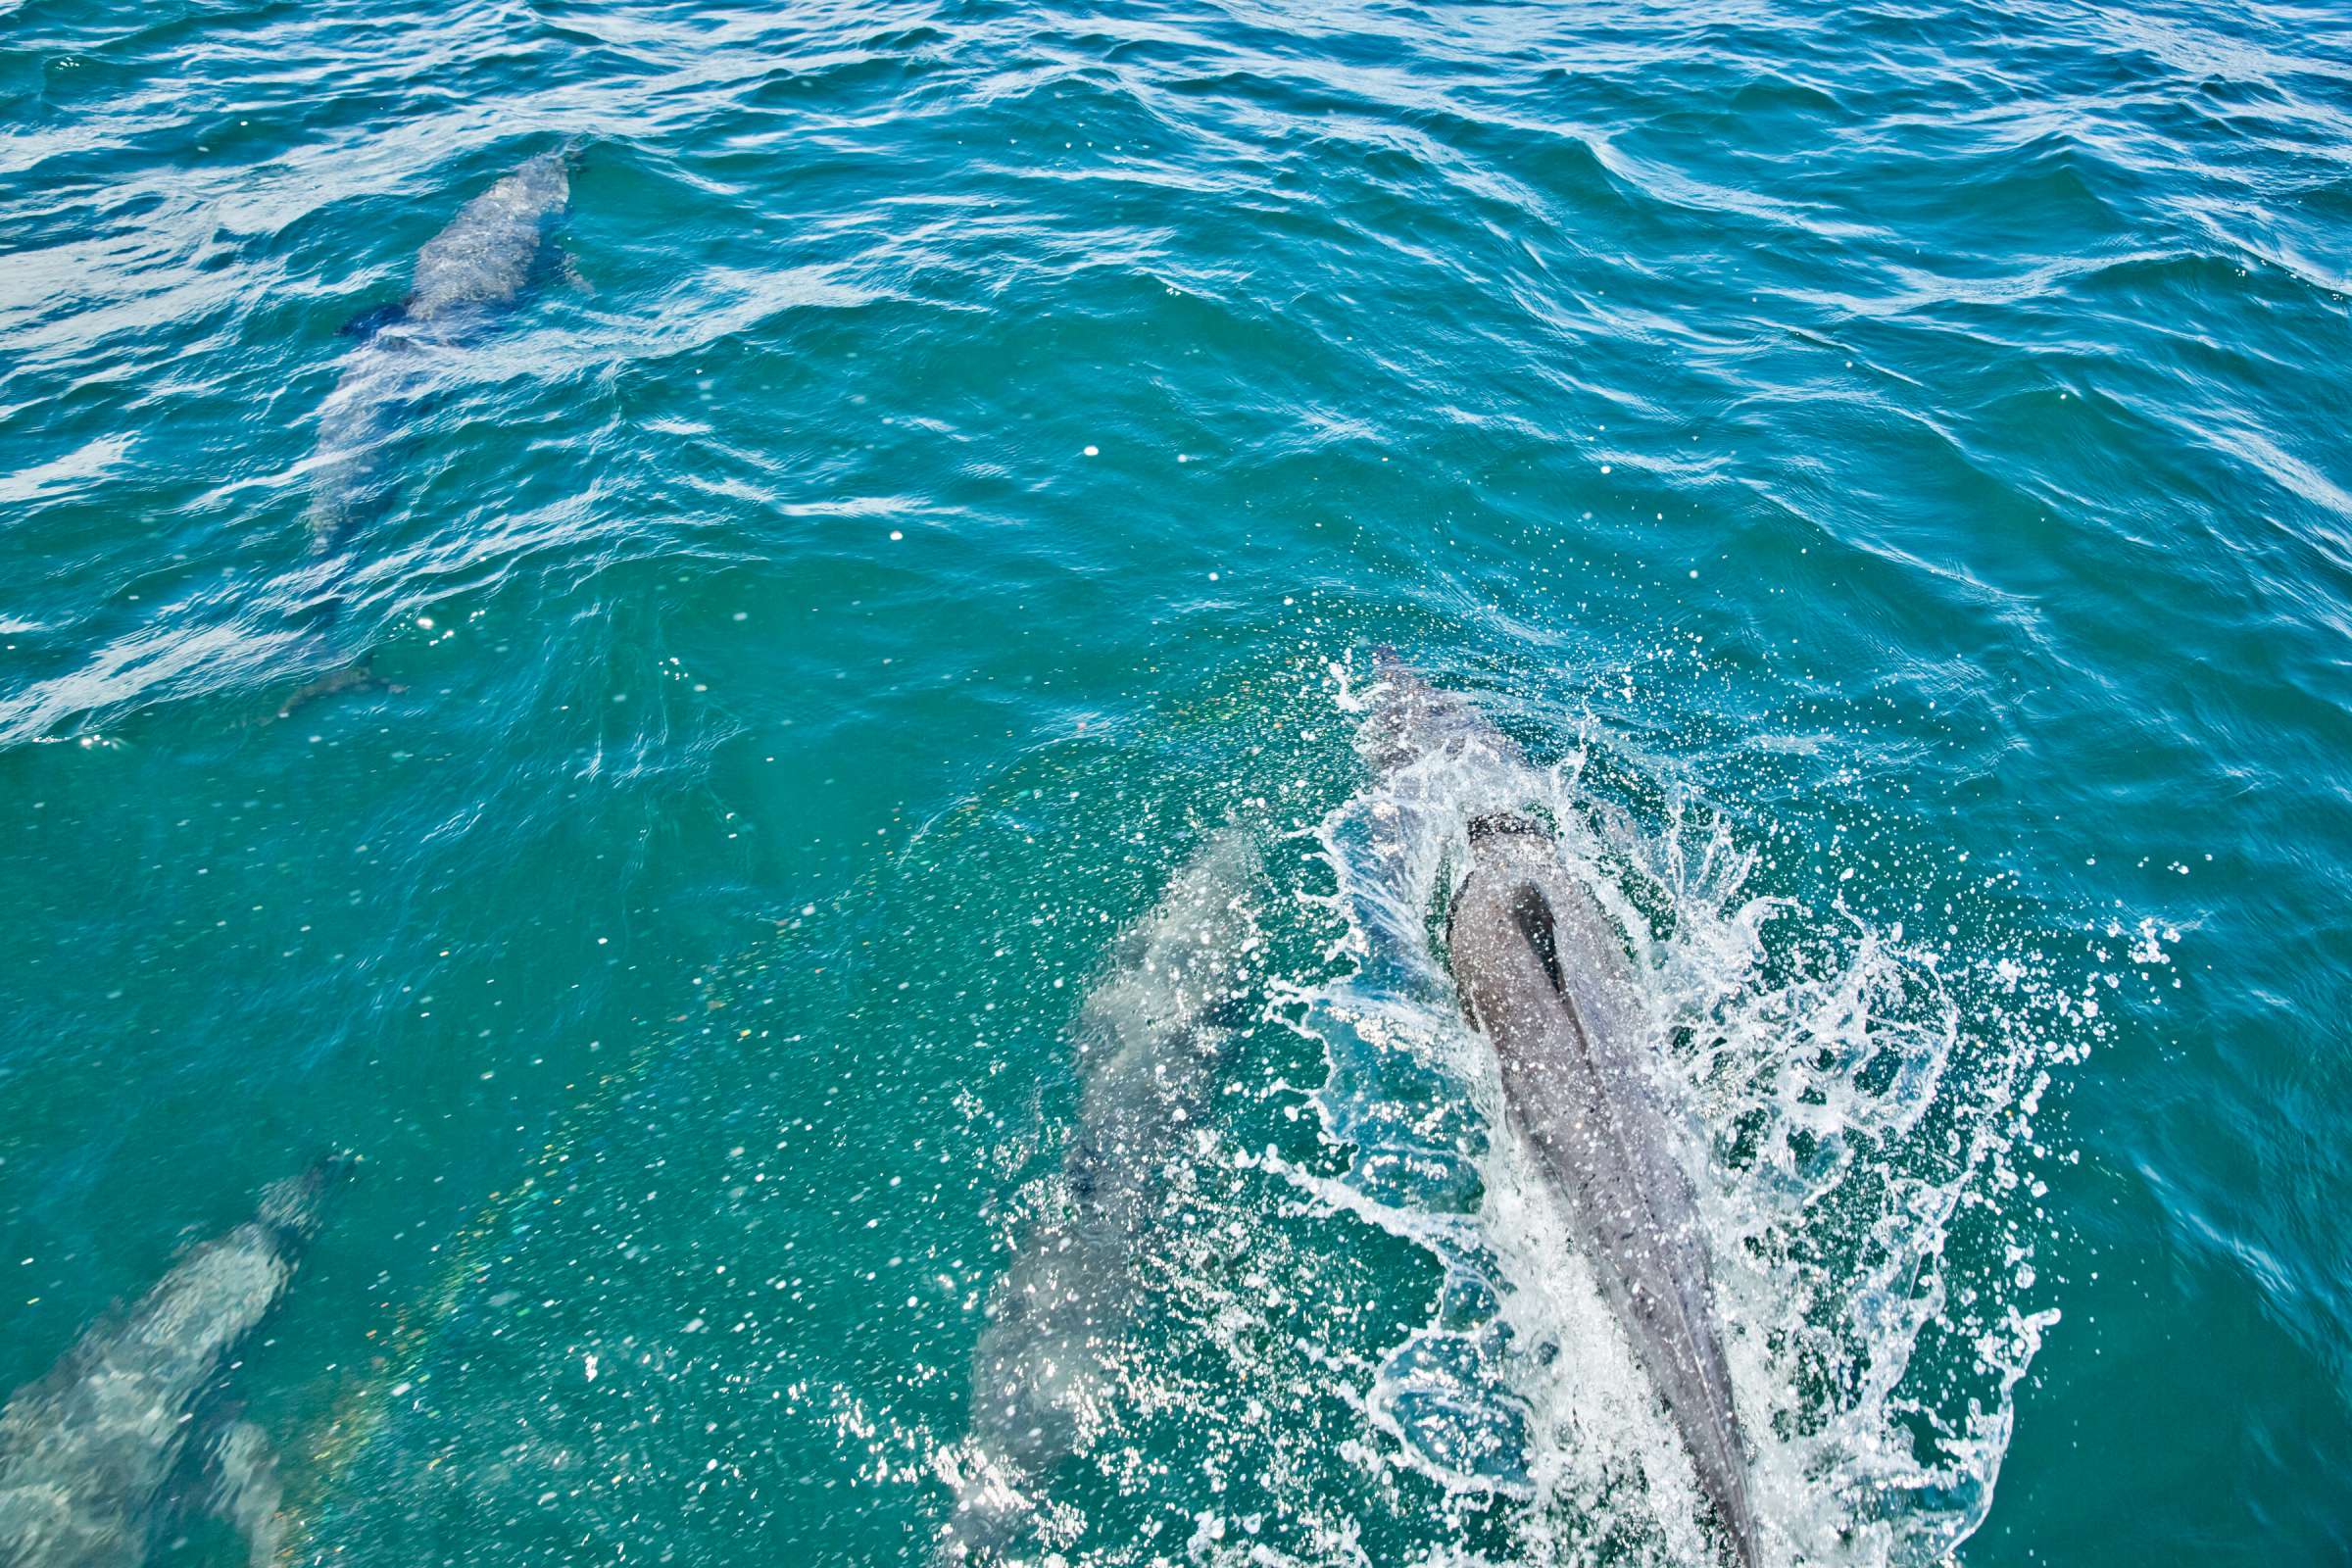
left=1364, top=656, right=1761, bottom=1568
left=945, top=829, right=1263, bottom=1559
left=307, top=149, right=573, bottom=551
left=0, top=1153, right=352, bottom=1568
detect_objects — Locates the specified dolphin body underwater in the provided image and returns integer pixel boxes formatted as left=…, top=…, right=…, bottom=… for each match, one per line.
left=943, top=829, right=1263, bottom=1559
left=306, top=148, right=573, bottom=553
left=1362, top=656, right=1763, bottom=1568
left=0, top=1154, right=351, bottom=1568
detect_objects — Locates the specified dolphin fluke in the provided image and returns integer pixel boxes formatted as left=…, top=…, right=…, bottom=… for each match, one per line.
left=269, top=662, right=404, bottom=723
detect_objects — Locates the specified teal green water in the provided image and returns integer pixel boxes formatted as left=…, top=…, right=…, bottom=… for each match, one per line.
left=4, top=0, right=2350, bottom=1562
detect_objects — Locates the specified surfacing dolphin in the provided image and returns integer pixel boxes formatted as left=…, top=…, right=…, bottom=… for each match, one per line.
left=943, top=829, right=1263, bottom=1560
left=0, top=1153, right=353, bottom=1568
left=1364, top=655, right=1762, bottom=1568
left=306, top=148, right=574, bottom=552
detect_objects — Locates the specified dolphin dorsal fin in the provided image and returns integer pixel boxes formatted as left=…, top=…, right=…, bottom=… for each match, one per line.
left=339, top=302, right=409, bottom=339
left=1508, top=883, right=1568, bottom=998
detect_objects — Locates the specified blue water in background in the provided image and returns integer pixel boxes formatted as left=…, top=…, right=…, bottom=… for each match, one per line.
left=3, top=0, right=2350, bottom=1562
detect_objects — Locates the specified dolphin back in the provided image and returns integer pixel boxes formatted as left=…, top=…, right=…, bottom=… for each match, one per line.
left=407, top=151, right=571, bottom=321
left=1448, top=817, right=1761, bottom=1567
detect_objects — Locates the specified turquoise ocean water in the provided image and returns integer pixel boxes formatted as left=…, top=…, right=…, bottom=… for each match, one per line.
left=3, top=0, right=2349, bottom=1562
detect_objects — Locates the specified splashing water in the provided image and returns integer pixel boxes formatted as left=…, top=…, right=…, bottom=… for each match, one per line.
left=1260, top=669, right=2087, bottom=1566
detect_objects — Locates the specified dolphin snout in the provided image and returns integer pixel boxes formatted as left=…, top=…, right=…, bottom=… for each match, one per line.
left=256, top=1150, right=359, bottom=1238
left=308, top=1148, right=361, bottom=1186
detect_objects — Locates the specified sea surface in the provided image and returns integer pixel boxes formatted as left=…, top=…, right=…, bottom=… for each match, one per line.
left=3, top=0, right=2349, bottom=1563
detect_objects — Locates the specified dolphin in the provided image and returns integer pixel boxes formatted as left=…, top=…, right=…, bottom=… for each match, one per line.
left=0, top=1153, right=353, bottom=1568
left=306, top=148, right=574, bottom=552
left=1363, top=656, right=1762, bottom=1568
left=944, top=829, right=1263, bottom=1560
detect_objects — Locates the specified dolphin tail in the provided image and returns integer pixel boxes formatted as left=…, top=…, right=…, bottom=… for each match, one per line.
left=1699, top=1479, right=1761, bottom=1568
left=1725, top=1509, right=1763, bottom=1568
left=256, top=564, right=400, bottom=725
